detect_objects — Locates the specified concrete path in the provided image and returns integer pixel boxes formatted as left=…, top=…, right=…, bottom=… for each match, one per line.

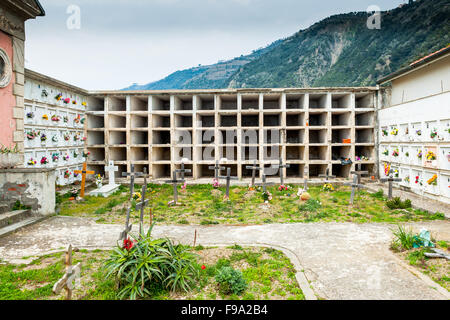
left=0, top=217, right=449, bottom=300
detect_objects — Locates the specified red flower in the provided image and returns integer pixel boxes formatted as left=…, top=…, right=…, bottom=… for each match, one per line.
left=123, top=238, right=134, bottom=251
left=201, top=265, right=206, bottom=270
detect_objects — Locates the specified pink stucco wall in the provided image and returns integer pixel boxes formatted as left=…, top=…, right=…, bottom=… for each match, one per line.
left=0, top=30, right=16, bottom=149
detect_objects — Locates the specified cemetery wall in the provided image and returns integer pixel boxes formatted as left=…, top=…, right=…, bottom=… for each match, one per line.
left=23, top=69, right=89, bottom=186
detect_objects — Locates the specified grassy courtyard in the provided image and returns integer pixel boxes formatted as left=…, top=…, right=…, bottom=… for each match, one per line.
left=0, top=245, right=304, bottom=300
left=57, top=184, right=446, bottom=226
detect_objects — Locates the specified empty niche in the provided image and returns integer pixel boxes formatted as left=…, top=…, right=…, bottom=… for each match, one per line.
left=241, top=114, right=259, bottom=127
left=222, top=165, right=238, bottom=177
left=242, top=95, right=259, bottom=110
left=309, top=129, right=327, bottom=144
left=197, top=130, right=215, bottom=144
left=152, top=131, right=171, bottom=144
left=286, top=164, right=305, bottom=177
left=219, top=130, right=237, bottom=144
left=152, top=147, right=171, bottom=161
left=309, top=94, right=327, bottom=109
left=286, top=130, right=304, bottom=144
left=131, top=131, right=148, bottom=145
left=109, top=97, right=126, bottom=112
left=174, top=164, right=193, bottom=177
left=88, top=148, right=105, bottom=161
left=153, top=164, right=171, bottom=179
left=241, top=146, right=259, bottom=161
left=199, top=164, right=215, bottom=178
left=87, top=131, right=104, bottom=146
left=356, top=129, right=374, bottom=143
left=134, top=164, right=149, bottom=176
left=220, top=115, right=237, bottom=127
left=174, top=146, right=193, bottom=161
left=220, top=95, right=237, bottom=110
left=87, top=96, right=105, bottom=112
left=109, top=115, right=126, bottom=128
left=130, top=147, right=149, bottom=161
left=332, top=94, right=351, bottom=109
left=332, top=129, right=351, bottom=143
left=263, top=114, right=280, bottom=127
left=131, top=97, right=148, bottom=111
left=151, top=96, right=171, bottom=111
left=286, top=94, right=305, bottom=109
left=309, top=146, right=328, bottom=160
left=175, top=115, right=193, bottom=128
left=263, top=146, right=282, bottom=161
left=309, top=113, right=327, bottom=126
left=332, top=113, right=351, bottom=126
left=198, top=95, right=215, bottom=111
left=152, top=115, right=170, bottom=128
left=110, top=147, right=127, bottom=161
left=263, top=95, right=281, bottom=110
left=242, top=129, right=259, bottom=144
left=286, top=146, right=305, bottom=160
left=88, top=165, right=105, bottom=178
left=355, top=93, right=374, bottom=108
left=198, top=115, right=215, bottom=128
left=174, top=96, right=193, bottom=111
left=309, top=164, right=327, bottom=177
left=286, top=113, right=305, bottom=127
left=241, top=164, right=255, bottom=177
left=355, top=146, right=374, bottom=160
left=131, top=115, right=148, bottom=128
left=331, top=146, right=351, bottom=160
left=332, top=163, right=351, bottom=178
left=219, top=146, right=238, bottom=161
left=174, top=130, right=193, bottom=145
left=109, top=131, right=126, bottom=145
left=88, top=115, right=104, bottom=129
left=264, top=130, right=281, bottom=144
left=355, top=112, right=374, bottom=126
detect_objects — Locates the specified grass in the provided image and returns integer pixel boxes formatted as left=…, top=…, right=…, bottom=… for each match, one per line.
left=57, top=184, right=446, bottom=226
left=0, top=246, right=304, bottom=300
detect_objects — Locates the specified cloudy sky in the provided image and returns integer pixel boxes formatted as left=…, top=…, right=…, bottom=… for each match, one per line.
left=25, top=0, right=406, bottom=90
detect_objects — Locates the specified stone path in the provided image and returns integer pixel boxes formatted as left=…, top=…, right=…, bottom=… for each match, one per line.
left=0, top=217, right=449, bottom=300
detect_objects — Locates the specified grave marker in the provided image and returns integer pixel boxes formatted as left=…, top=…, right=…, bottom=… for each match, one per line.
left=303, top=166, right=309, bottom=190
left=319, top=168, right=336, bottom=183
left=255, top=174, right=276, bottom=193
left=90, top=160, right=120, bottom=197
left=53, top=244, right=81, bottom=300
left=119, top=207, right=132, bottom=241
left=175, top=160, right=192, bottom=181
left=136, top=169, right=150, bottom=237
left=122, top=164, right=144, bottom=200
left=74, top=162, right=94, bottom=198
left=275, top=157, right=290, bottom=186
left=218, top=167, right=238, bottom=198
left=344, top=174, right=364, bottom=204
left=245, top=160, right=262, bottom=186
left=350, top=163, right=369, bottom=190
left=380, top=169, right=402, bottom=199
left=165, top=170, right=185, bottom=204
left=209, top=160, right=225, bottom=179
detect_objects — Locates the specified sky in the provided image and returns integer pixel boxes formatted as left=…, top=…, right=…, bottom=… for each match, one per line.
left=25, top=0, right=407, bottom=90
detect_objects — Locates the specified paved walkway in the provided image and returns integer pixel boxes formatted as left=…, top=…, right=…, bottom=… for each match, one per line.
left=0, top=216, right=449, bottom=300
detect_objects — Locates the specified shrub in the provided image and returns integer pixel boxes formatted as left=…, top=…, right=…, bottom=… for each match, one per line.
left=103, top=226, right=198, bottom=300
left=215, top=266, right=247, bottom=295
left=370, top=189, right=384, bottom=200
left=391, top=225, right=418, bottom=251
left=299, top=199, right=321, bottom=212
left=386, top=197, right=412, bottom=209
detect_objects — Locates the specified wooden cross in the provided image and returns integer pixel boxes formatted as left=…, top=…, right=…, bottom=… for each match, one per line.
left=303, top=166, right=309, bottom=191
left=175, top=161, right=192, bottom=181
left=165, top=170, right=185, bottom=204
left=380, top=170, right=402, bottom=199
left=275, top=157, right=290, bottom=186
left=122, top=164, right=144, bottom=200
left=344, top=174, right=364, bottom=205
left=218, top=167, right=238, bottom=198
left=136, top=168, right=150, bottom=237
left=255, top=174, right=276, bottom=193
left=209, top=160, right=225, bottom=179
left=319, top=168, right=336, bottom=183
left=53, top=244, right=81, bottom=300
left=245, top=160, right=262, bottom=186
left=350, top=163, right=369, bottom=190
left=74, top=162, right=95, bottom=198
left=119, top=207, right=132, bottom=241
left=105, top=160, right=118, bottom=186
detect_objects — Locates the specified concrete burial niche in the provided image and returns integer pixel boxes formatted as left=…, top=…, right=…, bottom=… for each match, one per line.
left=332, top=146, right=351, bottom=160
left=241, top=146, right=259, bottom=162
left=242, top=114, right=260, bottom=127
left=130, top=96, right=148, bottom=111
left=173, top=95, right=193, bottom=111
left=109, top=115, right=126, bottom=128
left=152, top=130, right=171, bottom=145
left=108, top=96, right=126, bottom=112
left=109, top=147, right=127, bottom=161
left=286, top=163, right=305, bottom=178
left=241, top=94, right=259, bottom=110
left=263, top=114, right=280, bottom=127
left=286, top=130, right=305, bottom=144
left=218, top=95, right=237, bottom=110
left=219, top=130, right=237, bottom=144
left=286, top=146, right=305, bottom=160
left=355, top=112, right=374, bottom=126
left=174, top=147, right=193, bottom=161
left=175, top=114, right=193, bottom=128
left=263, top=146, right=282, bottom=161
left=152, top=147, right=171, bottom=161
left=332, top=93, right=352, bottom=109
left=130, top=147, right=149, bottom=161
left=286, top=93, right=306, bottom=109
left=88, top=115, right=104, bottom=129
left=309, top=146, right=328, bottom=161
left=309, top=93, right=328, bottom=109
left=355, top=92, right=374, bottom=108
left=152, top=114, right=170, bottom=128
left=263, top=94, right=281, bottom=110
left=131, top=131, right=148, bottom=145
left=286, top=112, right=305, bottom=127
left=332, top=163, right=352, bottom=178
left=197, top=95, right=215, bottom=111
left=152, top=164, right=171, bottom=179
left=309, top=129, right=328, bottom=144
left=88, top=147, right=105, bottom=162
left=264, top=130, right=281, bottom=144
left=151, top=96, right=170, bottom=111
left=220, top=115, right=237, bottom=127
left=131, top=115, right=148, bottom=128
left=332, top=112, right=351, bottom=126
left=109, top=131, right=126, bottom=145
left=87, top=131, right=105, bottom=146
left=332, top=129, right=351, bottom=143
left=356, top=128, right=374, bottom=143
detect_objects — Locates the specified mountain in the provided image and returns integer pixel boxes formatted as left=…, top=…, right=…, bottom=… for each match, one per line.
left=123, top=0, right=450, bottom=90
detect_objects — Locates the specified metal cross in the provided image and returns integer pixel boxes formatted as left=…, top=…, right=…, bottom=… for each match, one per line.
left=274, top=157, right=290, bottom=186
left=136, top=168, right=150, bottom=237
left=255, top=174, right=276, bottom=193
left=209, top=160, right=225, bottom=179
left=303, top=166, right=309, bottom=191
left=53, top=244, right=81, bottom=300
left=165, top=170, right=185, bottom=204
left=175, top=161, right=192, bottom=181
left=380, top=169, right=402, bottom=199
left=122, top=164, right=144, bottom=200
left=350, top=163, right=369, bottom=190
left=319, top=168, right=336, bottom=183
left=344, top=174, right=364, bottom=205
left=119, top=207, right=133, bottom=241
left=218, top=167, right=238, bottom=198
left=245, top=160, right=262, bottom=186
left=74, top=161, right=95, bottom=198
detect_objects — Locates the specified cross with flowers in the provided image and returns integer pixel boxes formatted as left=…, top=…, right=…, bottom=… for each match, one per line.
left=274, top=157, right=290, bottom=186
left=74, top=162, right=95, bottom=198
left=122, top=164, right=144, bottom=200
left=380, top=169, right=402, bottom=199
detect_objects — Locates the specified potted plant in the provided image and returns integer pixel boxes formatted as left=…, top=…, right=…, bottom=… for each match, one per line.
left=95, top=174, right=103, bottom=188
left=0, top=145, right=20, bottom=168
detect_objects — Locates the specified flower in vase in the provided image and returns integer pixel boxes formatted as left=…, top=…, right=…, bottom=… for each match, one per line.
left=26, top=112, right=34, bottom=119
left=416, top=130, right=422, bottom=136
left=40, top=134, right=47, bottom=142
left=64, top=134, right=70, bottom=141
left=323, top=183, right=334, bottom=192
left=73, top=152, right=78, bottom=158
left=64, top=170, right=71, bottom=179
left=278, top=185, right=288, bottom=191
left=63, top=98, right=70, bottom=104
left=426, top=151, right=436, bottom=161
left=55, top=93, right=62, bottom=101
left=51, top=115, right=60, bottom=122
left=212, top=178, right=220, bottom=189
left=52, top=135, right=58, bottom=143
left=392, top=149, right=399, bottom=157
left=430, top=128, right=438, bottom=139
left=382, top=129, right=388, bottom=136
left=82, top=151, right=90, bottom=158
left=427, top=174, right=437, bottom=186
left=382, top=150, right=389, bottom=156
left=417, top=150, right=423, bottom=159
left=27, top=158, right=37, bottom=166
left=72, top=100, right=77, bottom=105
left=390, top=128, right=398, bottom=136
left=52, top=153, right=59, bottom=162
left=40, top=157, right=49, bottom=165
left=26, top=131, right=37, bottom=140
left=63, top=154, right=70, bottom=161
left=81, top=102, right=87, bottom=107
left=42, top=114, right=49, bottom=121
left=394, top=169, right=399, bottom=178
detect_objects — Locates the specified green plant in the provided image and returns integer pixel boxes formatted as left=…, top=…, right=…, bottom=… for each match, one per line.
left=215, top=266, right=247, bottom=296
left=386, top=197, right=412, bottom=209
left=370, top=189, right=384, bottom=200
left=298, top=199, right=321, bottom=212
left=11, top=200, right=31, bottom=211
left=391, top=225, right=417, bottom=251
left=103, top=225, right=198, bottom=300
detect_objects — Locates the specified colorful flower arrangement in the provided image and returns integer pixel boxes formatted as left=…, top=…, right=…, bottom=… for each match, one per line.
left=426, top=151, right=436, bottom=161
left=82, top=136, right=87, bottom=141
left=132, top=192, right=142, bottom=201
left=390, top=128, right=398, bottom=136
left=417, top=150, right=422, bottom=159
left=382, top=149, right=389, bottom=156
left=52, top=153, right=59, bottom=162
left=430, top=128, right=438, bottom=139
left=26, top=112, right=34, bottom=119
left=384, top=163, right=391, bottom=176
left=80, top=118, right=86, bottom=124
left=278, top=185, right=288, bottom=191
left=262, top=191, right=272, bottom=202
left=415, top=176, right=422, bottom=186
left=394, top=169, right=399, bottom=178
left=40, top=157, right=49, bottom=165
left=95, top=174, right=103, bottom=188
left=212, top=178, right=219, bottom=189
left=82, top=151, right=90, bottom=158
left=74, top=134, right=79, bottom=141
left=404, top=176, right=410, bottom=183
left=73, top=151, right=78, bottom=158
left=42, top=114, right=48, bottom=121
left=51, top=115, right=61, bottom=122
left=416, top=130, right=422, bottom=136
left=40, top=133, right=47, bottom=142
left=74, top=115, right=81, bottom=124
left=356, top=156, right=369, bottom=161
left=427, top=174, right=437, bottom=186
left=123, top=237, right=136, bottom=251
left=72, top=100, right=77, bottom=105
left=74, top=172, right=79, bottom=178
left=63, top=98, right=70, bottom=104
left=64, top=134, right=70, bottom=141
left=382, top=129, right=388, bottom=136
left=82, top=102, right=87, bottom=107
left=323, top=183, right=334, bottom=192
left=392, top=149, right=399, bottom=157
left=55, top=93, right=63, bottom=101
left=26, top=130, right=38, bottom=140
left=27, top=158, right=37, bottom=166
left=64, top=170, right=71, bottom=179
left=63, top=154, right=70, bottom=161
